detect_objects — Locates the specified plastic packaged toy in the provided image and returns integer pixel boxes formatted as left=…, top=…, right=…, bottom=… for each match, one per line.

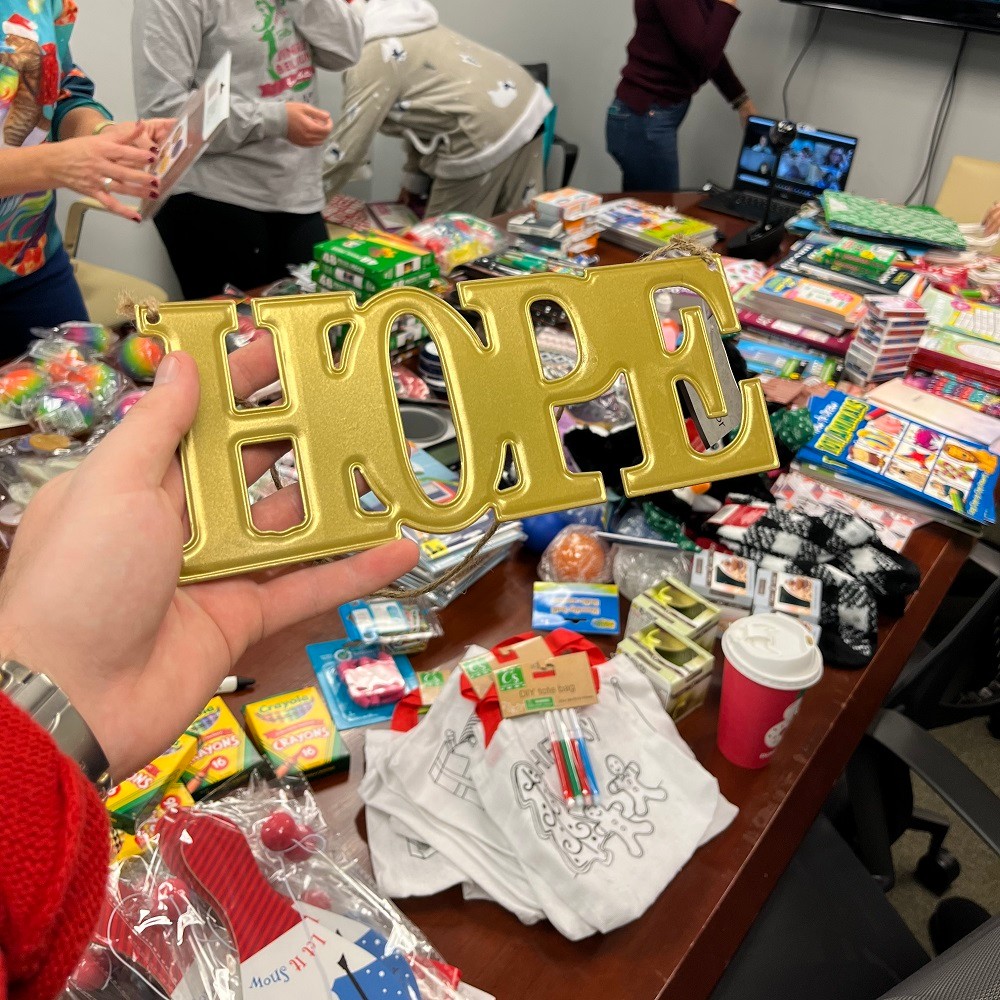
left=337, top=649, right=407, bottom=707
left=31, top=320, right=118, bottom=355
left=144, top=775, right=468, bottom=998
left=112, top=388, right=148, bottom=423
left=539, top=524, right=614, bottom=584
left=68, top=361, right=126, bottom=412
left=0, top=363, right=47, bottom=420
left=308, top=638, right=418, bottom=730
left=117, top=333, right=165, bottom=383
left=403, top=213, right=507, bottom=274
left=31, top=383, right=96, bottom=437
left=340, top=597, right=443, bottom=654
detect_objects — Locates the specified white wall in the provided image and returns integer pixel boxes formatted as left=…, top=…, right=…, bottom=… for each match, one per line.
left=66, top=0, right=1000, bottom=295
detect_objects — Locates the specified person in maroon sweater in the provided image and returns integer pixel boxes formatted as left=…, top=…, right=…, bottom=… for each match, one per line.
left=0, top=339, right=418, bottom=998
left=607, top=0, right=758, bottom=192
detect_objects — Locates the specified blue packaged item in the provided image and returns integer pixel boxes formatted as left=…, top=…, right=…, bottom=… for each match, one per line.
left=307, top=638, right=418, bottom=730
left=532, top=582, right=621, bottom=635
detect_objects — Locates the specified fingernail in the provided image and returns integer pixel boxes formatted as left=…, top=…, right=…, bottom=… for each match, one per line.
left=151, top=146, right=159, bottom=154
left=148, top=156, right=155, bottom=164
left=133, top=215, right=142, bottom=223
left=150, top=193, right=159, bottom=200
left=154, top=352, right=179, bottom=385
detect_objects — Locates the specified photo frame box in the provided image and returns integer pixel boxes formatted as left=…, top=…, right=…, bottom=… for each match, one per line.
left=753, top=569, right=823, bottom=623
left=626, top=585, right=720, bottom=651
left=690, top=550, right=757, bottom=610
left=617, top=619, right=715, bottom=722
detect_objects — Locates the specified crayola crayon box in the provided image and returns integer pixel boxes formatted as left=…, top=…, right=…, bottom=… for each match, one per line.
left=243, top=687, right=349, bottom=780
left=105, top=733, right=197, bottom=832
left=181, top=697, right=263, bottom=799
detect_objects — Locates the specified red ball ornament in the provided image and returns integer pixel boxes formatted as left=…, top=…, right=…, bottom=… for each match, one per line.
left=71, top=945, right=111, bottom=991
left=301, top=887, right=333, bottom=910
left=261, top=811, right=298, bottom=854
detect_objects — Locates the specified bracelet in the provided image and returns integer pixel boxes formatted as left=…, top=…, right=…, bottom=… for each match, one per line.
left=92, top=119, right=115, bottom=136
left=731, top=93, right=749, bottom=111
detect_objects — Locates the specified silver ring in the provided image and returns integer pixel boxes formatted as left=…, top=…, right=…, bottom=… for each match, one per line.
left=101, top=176, right=113, bottom=193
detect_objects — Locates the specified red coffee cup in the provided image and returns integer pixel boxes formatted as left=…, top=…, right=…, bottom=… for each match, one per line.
left=718, top=613, right=823, bottom=769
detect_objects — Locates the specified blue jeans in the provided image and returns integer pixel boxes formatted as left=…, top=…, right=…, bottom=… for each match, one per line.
left=606, top=97, right=691, bottom=192
left=0, top=246, right=88, bottom=360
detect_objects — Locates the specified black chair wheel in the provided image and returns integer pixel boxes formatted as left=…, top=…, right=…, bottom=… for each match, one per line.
left=916, top=848, right=961, bottom=895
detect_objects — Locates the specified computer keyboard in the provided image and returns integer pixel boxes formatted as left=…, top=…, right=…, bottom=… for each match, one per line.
left=700, top=190, right=799, bottom=224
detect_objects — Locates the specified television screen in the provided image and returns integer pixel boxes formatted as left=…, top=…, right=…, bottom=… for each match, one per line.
left=780, top=0, right=1000, bottom=35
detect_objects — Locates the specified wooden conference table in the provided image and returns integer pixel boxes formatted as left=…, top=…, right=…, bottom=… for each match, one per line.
left=221, top=193, right=976, bottom=998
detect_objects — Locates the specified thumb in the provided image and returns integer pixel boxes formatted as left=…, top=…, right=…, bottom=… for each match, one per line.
left=87, top=351, right=200, bottom=488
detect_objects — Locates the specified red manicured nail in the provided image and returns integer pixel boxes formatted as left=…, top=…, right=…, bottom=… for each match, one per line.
left=148, top=156, right=155, bottom=164
left=150, top=193, right=159, bottom=200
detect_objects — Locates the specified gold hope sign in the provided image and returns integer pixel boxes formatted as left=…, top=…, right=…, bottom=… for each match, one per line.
left=139, top=256, right=778, bottom=584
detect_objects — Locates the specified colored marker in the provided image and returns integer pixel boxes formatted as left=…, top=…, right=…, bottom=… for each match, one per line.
left=545, top=712, right=578, bottom=808
left=567, top=708, right=600, bottom=805
left=557, top=710, right=592, bottom=806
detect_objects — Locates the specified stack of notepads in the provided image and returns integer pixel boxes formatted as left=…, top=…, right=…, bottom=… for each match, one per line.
left=506, top=188, right=606, bottom=258
left=844, top=296, right=929, bottom=385
left=364, top=447, right=525, bottom=609
left=595, top=198, right=717, bottom=252
left=738, top=269, right=866, bottom=337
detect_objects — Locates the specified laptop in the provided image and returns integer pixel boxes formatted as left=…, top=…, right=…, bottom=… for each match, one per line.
left=700, top=116, right=858, bottom=224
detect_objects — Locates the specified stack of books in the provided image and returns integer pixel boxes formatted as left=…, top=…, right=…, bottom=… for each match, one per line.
left=506, top=188, right=605, bottom=258
left=738, top=333, right=843, bottom=385
left=796, top=390, right=998, bottom=530
left=595, top=198, right=717, bottom=252
left=737, top=270, right=866, bottom=337
left=363, top=447, right=525, bottom=609
left=844, top=296, right=928, bottom=385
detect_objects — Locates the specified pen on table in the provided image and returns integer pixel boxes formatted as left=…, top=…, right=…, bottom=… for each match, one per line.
left=566, top=708, right=600, bottom=805
left=595, top=531, right=680, bottom=550
left=557, top=710, right=592, bottom=807
left=215, top=675, right=255, bottom=695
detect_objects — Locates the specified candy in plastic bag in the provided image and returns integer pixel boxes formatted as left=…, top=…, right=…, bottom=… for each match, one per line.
left=539, top=524, right=613, bottom=584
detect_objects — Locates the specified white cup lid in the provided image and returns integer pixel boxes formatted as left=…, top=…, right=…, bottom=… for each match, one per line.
left=721, top=613, right=823, bottom=691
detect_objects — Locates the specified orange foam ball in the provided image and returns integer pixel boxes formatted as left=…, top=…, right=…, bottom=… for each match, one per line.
left=546, top=529, right=609, bottom=583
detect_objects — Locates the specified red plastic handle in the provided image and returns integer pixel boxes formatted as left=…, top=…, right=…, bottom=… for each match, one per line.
left=180, top=813, right=302, bottom=960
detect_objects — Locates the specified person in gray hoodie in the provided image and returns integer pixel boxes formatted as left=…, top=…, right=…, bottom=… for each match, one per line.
left=323, top=0, right=553, bottom=218
left=132, top=0, right=364, bottom=299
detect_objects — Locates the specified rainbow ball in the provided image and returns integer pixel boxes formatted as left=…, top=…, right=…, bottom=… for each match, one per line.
left=118, top=336, right=165, bottom=383
left=113, top=388, right=147, bottom=423
left=57, top=323, right=116, bottom=354
left=0, top=367, right=47, bottom=415
left=32, top=384, right=95, bottom=437
left=69, top=361, right=121, bottom=410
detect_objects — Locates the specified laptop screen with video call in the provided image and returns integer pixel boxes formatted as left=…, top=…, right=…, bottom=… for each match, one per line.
left=734, top=116, right=859, bottom=204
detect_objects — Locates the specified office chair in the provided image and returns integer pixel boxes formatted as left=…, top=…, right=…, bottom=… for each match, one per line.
left=710, top=729, right=1000, bottom=1000
left=62, top=198, right=169, bottom=327
left=827, top=573, right=1000, bottom=893
left=521, top=63, right=579, bottom=189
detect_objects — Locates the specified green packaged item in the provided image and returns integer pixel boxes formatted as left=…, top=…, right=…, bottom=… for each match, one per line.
left=313, top=232, right=436, bottom=289
left=312, top=263, right=438, bottom=300
left=820, top=238, right=899, bottom=276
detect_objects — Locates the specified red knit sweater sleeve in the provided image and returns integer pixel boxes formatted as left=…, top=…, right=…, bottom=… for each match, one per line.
left=0, top=696, right=109, bottom=1000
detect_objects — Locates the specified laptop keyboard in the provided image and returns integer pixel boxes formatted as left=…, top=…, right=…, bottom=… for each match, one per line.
left=702, top=190, right=800, bottom=223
